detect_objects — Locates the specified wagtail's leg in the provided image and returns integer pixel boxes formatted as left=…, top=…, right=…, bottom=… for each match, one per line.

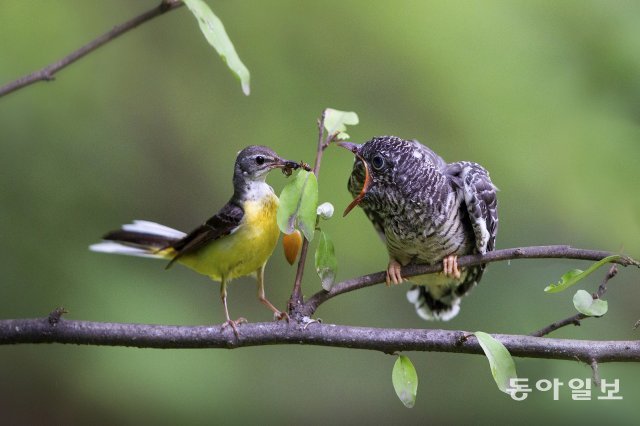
left=220, top=276, right=246, bottom=336
left=256, top=264, right=289, bottom=322
left=386, top=257, right=404, bottom=286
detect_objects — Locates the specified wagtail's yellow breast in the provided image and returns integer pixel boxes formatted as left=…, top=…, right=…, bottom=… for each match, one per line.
left=178, top=187, right=280, bottom=281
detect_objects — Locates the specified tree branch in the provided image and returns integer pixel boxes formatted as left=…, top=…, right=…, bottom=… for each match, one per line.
left=1, top=317, right=638, bottom=363
left=0, top=0, right=184, bottom=98
left=301, top=245, right=638, bottom=317
left=530, top=265, right=618, bottom=337
left=1, top=246, right=637, bottom=364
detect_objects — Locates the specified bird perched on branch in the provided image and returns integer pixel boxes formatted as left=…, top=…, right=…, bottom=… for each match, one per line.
left=90, top=145, right=304, bottom=334
left=340, top=136, right=498, bottom=321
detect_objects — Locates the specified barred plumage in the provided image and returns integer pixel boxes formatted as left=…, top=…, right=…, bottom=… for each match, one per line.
left=342, top=136, right=498, bottom=321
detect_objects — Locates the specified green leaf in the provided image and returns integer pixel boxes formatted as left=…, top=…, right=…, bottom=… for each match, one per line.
left=544, top=255, right=622, bottom=293
left=183, top=0, right=251, bottom=95
left=324, top=108, right=359, bottom=140
left=392, top=355, right=418, bottom=408
left=276, top=170, right=318, bottom=241
left=573, top=289, right=608, bottom=316
left=474, top=331, right=517, bottom=394
left=315, top=230, right=337, bottom=290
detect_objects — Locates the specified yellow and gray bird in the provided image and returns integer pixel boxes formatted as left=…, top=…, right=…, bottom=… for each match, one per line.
left=341, top=136, right=498, bottom=321
left=90, top=145, right=303, bottom=333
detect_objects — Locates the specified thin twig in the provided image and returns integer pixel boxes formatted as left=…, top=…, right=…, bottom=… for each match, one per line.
left=288, top=109, right=331, bottom=316
left=313, top=109, right=329, bottom=177
left=0, top=0, right=184, bottom=98
left=530, top=265, right=619, bottom=337
left=530, top=314, right=588, bottom=338
left=595, top=264, right=617, bottom=298
left=302, top=246, right=636, bottom=317
left=1, top=317, right=639, bottom=363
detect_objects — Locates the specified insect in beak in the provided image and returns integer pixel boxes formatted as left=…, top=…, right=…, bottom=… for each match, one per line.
left=281, top=160, right=312, bottom=177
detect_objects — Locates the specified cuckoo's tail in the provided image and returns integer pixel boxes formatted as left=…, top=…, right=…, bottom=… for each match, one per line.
left=89, top=220, right=186, bottom=259
left=406, top=285, right=463, bottom=321
left=406, top=264, right=485, bottom=321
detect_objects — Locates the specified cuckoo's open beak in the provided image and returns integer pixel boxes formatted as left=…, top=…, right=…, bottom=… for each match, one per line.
left=338, top=142, right=371, bottom=217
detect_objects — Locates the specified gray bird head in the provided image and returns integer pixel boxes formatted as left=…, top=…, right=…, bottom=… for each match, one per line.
left=339, top=136, right=445, bottom=216
left=234, top=145, right=301, bottom=183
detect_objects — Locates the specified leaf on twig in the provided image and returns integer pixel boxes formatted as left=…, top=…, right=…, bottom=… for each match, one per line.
left=544, top=255, right=622, bottom=293
left=315, top=230, right=337, bottom=290
left=573, top=290, right=608, bottom=316
left=276, top=170, right=318, bottom=241
left=392, top=355, right=418, bottom=408
left=183, top=0, right=251, bottom=95
left=323, top=108, right=359, bottom=140
left=474, top=332, right=517, bottom=394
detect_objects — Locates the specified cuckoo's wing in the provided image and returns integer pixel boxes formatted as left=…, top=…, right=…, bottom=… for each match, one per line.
left=166, top=201, right=244, bottom=268
left=447, top=161, right=498, bottom=254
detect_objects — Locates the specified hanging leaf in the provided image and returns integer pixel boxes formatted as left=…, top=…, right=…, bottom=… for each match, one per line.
left=474, top=332, right=517, bottom=394
left=392, top=355, right=418, bottom=408
left=324, top=108, right=359, bottom=140
left=183, top=0, right=251, bottom=95
left=276, top=170, right=318, bottom=241
left=282, top=230, right=303, bottom=265
left=544, top=255, right=622, bottom=293
left=573, top=290, right=608, bottom=316
left=315, top=230, right=337, bottom=290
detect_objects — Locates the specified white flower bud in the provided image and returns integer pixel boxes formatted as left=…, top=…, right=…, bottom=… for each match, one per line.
left=316, top=202, right=334, bottom=220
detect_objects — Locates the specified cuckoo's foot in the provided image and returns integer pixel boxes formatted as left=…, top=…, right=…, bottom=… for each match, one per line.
left=386, top=259, right=404, bottom=286
left=273, top=310, right=290, bottom=322
left=221, top=317, right=248, bottom=336
left=442, top=255, right=462, bottom=279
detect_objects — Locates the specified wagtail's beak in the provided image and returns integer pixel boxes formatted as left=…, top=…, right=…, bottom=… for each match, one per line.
left=338, top=142, right=371, bottom=217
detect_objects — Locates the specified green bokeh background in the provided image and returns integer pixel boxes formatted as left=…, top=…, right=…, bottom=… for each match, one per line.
left=2, top=1, right=639, bottom=424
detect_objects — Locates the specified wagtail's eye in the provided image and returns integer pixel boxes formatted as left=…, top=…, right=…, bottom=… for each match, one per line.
left=371, top=155, right=384, bottom=170
left=255, top=155, right=265, bottom=165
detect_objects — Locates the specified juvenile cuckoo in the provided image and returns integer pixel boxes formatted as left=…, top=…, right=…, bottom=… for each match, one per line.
left=341, top=136, right=498, bottom=321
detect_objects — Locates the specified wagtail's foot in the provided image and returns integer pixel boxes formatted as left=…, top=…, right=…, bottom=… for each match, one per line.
left=386, top=259, right=404, bottom=286
left=273, top=311, right=290, bottom=322
left=221, top=317, right=248, bottom=336
left=442, top=255, right=461, bottom=279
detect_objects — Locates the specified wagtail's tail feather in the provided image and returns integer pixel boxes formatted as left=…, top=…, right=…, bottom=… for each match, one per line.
left=89, top=220, right=186, bottom=259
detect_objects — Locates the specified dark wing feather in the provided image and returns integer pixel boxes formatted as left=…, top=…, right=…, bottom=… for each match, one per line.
left=166, top=202, right=244, bottom=268
left=447, top=161, right=498, bottom=254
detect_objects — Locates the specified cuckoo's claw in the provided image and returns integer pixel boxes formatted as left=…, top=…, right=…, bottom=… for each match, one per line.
left=386, top=259, right=404, bottom=286
left=221, top=317, right=248, bottom=336
left=442, top=255, right=461, bottom=279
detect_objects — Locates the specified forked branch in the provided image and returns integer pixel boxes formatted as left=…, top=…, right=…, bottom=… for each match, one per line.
left=301, top=245, right=637, bottom=317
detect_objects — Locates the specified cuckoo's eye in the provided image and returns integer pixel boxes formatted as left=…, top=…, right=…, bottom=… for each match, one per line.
left=371, top=155, right=384, bottom=170
left=255, top=155, right=265, bottom=165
